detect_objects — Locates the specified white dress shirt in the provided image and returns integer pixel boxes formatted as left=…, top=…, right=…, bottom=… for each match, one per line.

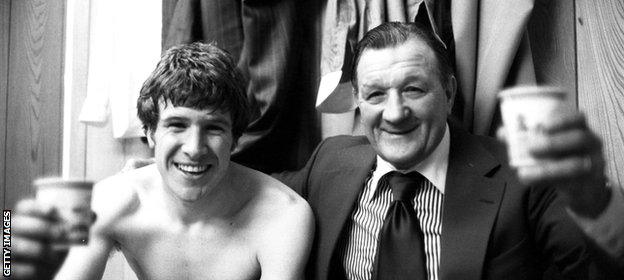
left=339, top=124, right=450, bottom=280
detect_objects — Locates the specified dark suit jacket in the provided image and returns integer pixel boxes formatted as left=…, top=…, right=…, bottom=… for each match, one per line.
left=277, top=124, right=621, bottom=280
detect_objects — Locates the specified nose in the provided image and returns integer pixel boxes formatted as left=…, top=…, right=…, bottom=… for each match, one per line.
left=181, top=127, right=208, bottom=159
left=382, top=92, right=410, bottom=123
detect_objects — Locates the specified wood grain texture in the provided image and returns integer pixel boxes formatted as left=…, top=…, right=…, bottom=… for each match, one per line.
left=529, top=0, right=577, bottom=103
left=1, top=0, right=11, bottom=207
left=576, top=0, right=624, bottom=186
left=4, top=0, right=65, bottom=208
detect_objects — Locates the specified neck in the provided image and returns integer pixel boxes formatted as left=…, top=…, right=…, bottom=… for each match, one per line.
left=157, top=165, right=245, bottom=225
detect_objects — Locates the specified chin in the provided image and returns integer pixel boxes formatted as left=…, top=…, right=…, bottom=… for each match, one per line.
left=379, top=151, right=422, bottom=170
left=387, top=158, right=419, bottom=170
left=375, top=140, right=420, bottom=166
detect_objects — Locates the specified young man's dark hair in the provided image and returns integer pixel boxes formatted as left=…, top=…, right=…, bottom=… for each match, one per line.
left=137, top=42, right=250, bottom=142
left=350, top=22, right=454, bottom=91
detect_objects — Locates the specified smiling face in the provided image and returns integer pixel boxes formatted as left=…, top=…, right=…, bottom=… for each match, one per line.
left=148, top=101, right=233, bottom=202
left=356, top=38, right=455, bottom=169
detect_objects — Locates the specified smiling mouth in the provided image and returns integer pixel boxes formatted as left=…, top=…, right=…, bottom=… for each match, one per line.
left=382, top=125, right=418, bottom=135
left=174, top=163, right=210, bottom=175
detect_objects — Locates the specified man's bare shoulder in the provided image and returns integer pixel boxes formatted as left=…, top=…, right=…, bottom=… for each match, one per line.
left=228, top=164, right=314, bottom=275
left=91, top=164, right=160, bottom=229
left=231, top=163, right=310, bottom=214
left=229, top=163, right=313, bottom=234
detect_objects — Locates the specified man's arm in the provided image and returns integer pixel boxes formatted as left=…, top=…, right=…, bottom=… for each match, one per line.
left=52, top=224, right=114, bottom=280
left=12, top=198, right=113, bottom=280
left=513, top=112, right=624, bottom=271
left=256, top=199, right=315, bottom=280
left=569, top=184, right=624, bottom=273
left=518, top=113, right=611, bottom=217
left=12, top=200, right=70, bottom=280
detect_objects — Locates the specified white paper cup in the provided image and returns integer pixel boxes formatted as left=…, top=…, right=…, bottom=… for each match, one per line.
left=34, top=177, right=94, bottom=246
left=499, top=86, right=574, bottom=167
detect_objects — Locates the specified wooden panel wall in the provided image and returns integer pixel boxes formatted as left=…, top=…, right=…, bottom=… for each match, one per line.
left=1, top=0, right=65, bottom=208
left=1, top=1, right=11, bottom=207
left=576, top=0, right=624, bottom=187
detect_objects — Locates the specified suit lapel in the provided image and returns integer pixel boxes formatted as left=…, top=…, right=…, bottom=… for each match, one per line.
left=314, top=142, right=376, bottom=280
left=440, top=127, right=506, bottom=280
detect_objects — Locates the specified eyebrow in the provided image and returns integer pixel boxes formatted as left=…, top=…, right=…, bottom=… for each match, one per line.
left=161, top=116, right=188, bottom=122
left=161, top=114, right=231, bottom=126
left=360, top=74, right=427, bottom=90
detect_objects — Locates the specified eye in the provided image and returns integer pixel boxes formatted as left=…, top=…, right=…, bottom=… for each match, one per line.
left=204, top=124, right=227, bottom=134
left=167, top=122, right=185, bottom=128
left=364, top=91, right=386, bottom=104
left=164, top=122, right=187, bottom=131
left=403, top=86, right=425, bottom=98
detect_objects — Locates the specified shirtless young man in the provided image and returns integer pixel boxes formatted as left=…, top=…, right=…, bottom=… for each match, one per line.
left=12, top=42, right=314, bottom=280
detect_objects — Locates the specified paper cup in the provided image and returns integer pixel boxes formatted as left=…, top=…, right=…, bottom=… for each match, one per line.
left=499, top=86, right=574, bottom=167
left=34, top=177, right=94, bottom=246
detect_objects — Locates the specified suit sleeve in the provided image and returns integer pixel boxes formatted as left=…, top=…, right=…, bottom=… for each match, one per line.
left=528, top=183, right=624, bottom=278
left=568, top=185, right=624, bottom=274
left=272, top=138, right=331, bottom=198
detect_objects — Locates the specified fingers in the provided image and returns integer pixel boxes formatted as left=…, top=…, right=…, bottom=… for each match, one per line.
left=12, top=263, right=59, bottom=280
left=524, top=112, right=603, bottom=170
left=512, top=112, right=606, bottom=187
left=537, top=112, right=587, bottom=133
left=12, top=234, right=67, bottom=280
left=516, top=156, right=603, bottom=186
left=11, top=262, right=38, bottom=280
left=13, top=215, right=62, bottom=240
left=15, top=199, right=56, bottom=220
left=527, top=128, right=602, bottom=158
left=11, top=199, right=68, bottom=280
left=13, top=200, right=61, bottom=240
left=12, top=236, right=52, bottom=261
left=11, top=245, right=67, bottom=280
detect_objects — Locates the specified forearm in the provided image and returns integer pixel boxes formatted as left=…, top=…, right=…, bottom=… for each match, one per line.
left=569, top=184, right=624, bottom=269
left=566, top=176, right=612, bottom=218
left=53, top=237, right=113, bottom=280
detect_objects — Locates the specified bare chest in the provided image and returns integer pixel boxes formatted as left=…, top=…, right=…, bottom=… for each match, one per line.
left=110, top=214, right=260, bottom=280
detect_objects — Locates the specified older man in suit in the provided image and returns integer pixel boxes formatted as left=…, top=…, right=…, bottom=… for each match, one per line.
left=280, top=22, right=624, bottom=280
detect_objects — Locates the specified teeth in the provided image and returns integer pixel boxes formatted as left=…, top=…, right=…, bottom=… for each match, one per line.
left=175, top=163, right=208, bottom=173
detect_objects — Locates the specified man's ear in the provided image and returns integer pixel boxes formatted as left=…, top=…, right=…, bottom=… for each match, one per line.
left=146, top=129, right=155, bottom=148
left=445, top=75, right=457, bottom=114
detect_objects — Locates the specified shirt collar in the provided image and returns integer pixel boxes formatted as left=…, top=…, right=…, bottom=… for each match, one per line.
left=367, top=123, right=450, bottom=201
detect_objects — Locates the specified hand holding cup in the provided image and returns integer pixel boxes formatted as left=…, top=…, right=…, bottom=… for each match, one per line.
left=498, top=86, right=611, bottom=218
left=12, top=178, right=95, bottom=280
